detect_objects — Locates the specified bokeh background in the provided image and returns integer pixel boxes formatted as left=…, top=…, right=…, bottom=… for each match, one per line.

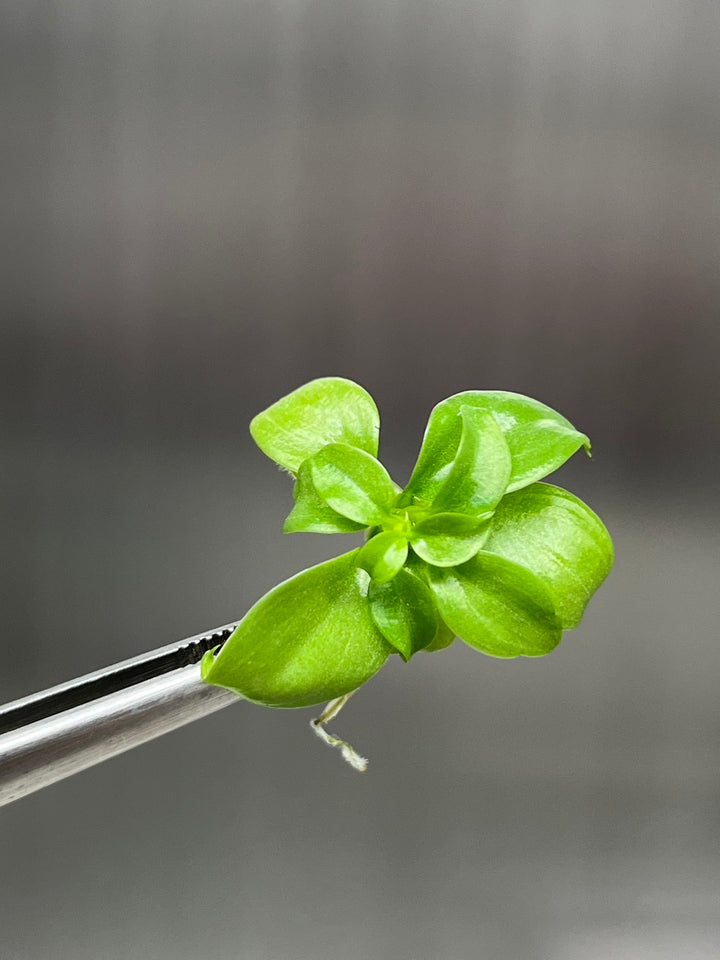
left=2, top=0, right=720, bottom=957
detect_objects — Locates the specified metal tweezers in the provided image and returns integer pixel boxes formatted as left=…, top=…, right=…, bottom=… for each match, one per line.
left=0, top=622, right=241, bottom=808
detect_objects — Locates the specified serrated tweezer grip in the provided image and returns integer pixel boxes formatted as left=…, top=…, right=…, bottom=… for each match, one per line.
left=0, top=622, right=240, bottom=808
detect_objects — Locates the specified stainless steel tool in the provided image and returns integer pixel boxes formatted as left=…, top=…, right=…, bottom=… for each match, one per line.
left=0, top=622, right=240, bottom=808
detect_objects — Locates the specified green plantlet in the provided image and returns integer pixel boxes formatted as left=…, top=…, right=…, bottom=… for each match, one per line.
left=202, top=377, right=613, bottom=769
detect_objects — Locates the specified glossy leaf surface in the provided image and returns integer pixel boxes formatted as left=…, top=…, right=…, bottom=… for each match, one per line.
left=431, top=406, right=512, bottom=516
left=428, top=553, right=562, bottom=658
left=402, top=391, right=590, bottom=504
left=483, top=483, right=614, bottom=628
left=369, top=568, right=439, bottom=660
left=283, top=461, right=367, bottom=534
left=402, top=554, right=457, bottom=651
left=250, top=377, right=380, bottom=474
left=423, top=618, right=456, bottom=652
left=358, top=532, right=408, bottom=584
left=310, top=443, right=400, bottom=526
left=202, top=550, right=392, bottom=707
left=410, top=512, right=493, bottom=567
left=205, top=377, right=614, bottom=729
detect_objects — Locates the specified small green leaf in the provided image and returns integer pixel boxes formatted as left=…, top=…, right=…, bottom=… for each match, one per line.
left=402, top=391, right=590, bottom=504
left=283, top=460, right=367, bottom=534
left=430, top=406, right=512, bottom=516
left=428, top=553, right=562, bottom=658
left=200, top=646, right=221, bottom=679
left=310, top=443, right=400, bottom=526
left=369, top=568, right=439, bottom=660
left=357, top=532, right=408, bottom=584
left=423, top=619, right=456, bottom=652
left=409, top=512, right=493, bottom=567
left=203, top=550, right=393, bottom=707
left=483, top=483, right=614, bottom=628
left=250, top=377, right=380, bottom=475
left=396, top=553, right=456, bottom=651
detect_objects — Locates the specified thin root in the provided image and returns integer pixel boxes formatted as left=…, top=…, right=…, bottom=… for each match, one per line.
left=310, top=692, right=368, bottom=773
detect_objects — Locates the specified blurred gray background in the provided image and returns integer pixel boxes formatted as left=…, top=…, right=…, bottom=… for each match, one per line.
left=2, top=0, right=720, bottom=957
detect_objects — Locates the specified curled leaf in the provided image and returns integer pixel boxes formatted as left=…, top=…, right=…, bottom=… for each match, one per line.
left=428, top=553, right=562, bottom=658
left=369, top=568, right=440, bottom=660
left=357, top=531, right=408, bottom=584
left=483, top=482, right=614, bottom=628
left=283, top=460, right=366, bottom=534
left=400, top=554, right=457, bottom=652
left=310, top=443, right=400, bottom=526
left=402, top=391, right=590, bottom=504
left=430, top=406, right=512, bottom=516
left=250, top=377, right=380, bottom=474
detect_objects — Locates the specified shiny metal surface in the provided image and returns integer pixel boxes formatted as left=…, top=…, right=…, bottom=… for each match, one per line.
left=0, top=664, right=240, bottom=808
left=0, top=621, right=238, bottom=734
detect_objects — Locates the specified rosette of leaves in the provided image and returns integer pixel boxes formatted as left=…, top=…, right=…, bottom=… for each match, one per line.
left=202, top=377, right=613, bottom=710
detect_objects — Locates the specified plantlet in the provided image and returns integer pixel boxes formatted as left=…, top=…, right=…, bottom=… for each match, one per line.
left=202, top=378, right=613, bottom=769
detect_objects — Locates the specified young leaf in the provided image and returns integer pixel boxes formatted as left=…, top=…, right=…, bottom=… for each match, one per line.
left=401, top=391, right=590, bottom=504
left=409, top=512, right=493, bottom=567
left=369, top=568, right=439, bottom=660
left=430, top=406, right=512, bottom=516
left=427, top=553, right=562, bottom=658
left=283, top=460, right=366, bottom=534
left=371, top=550, right=457, bottom=652
left=250, top=377, right=380, bottom=475
left=357, top=532, right=408, bottom=584
left=483, top=482, right=614, bottom=628
left=423, top=618, right=456, bottom=652
left=202, top=550, right=393, bottom=708
left=310, top=443, right=400, bottom=526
